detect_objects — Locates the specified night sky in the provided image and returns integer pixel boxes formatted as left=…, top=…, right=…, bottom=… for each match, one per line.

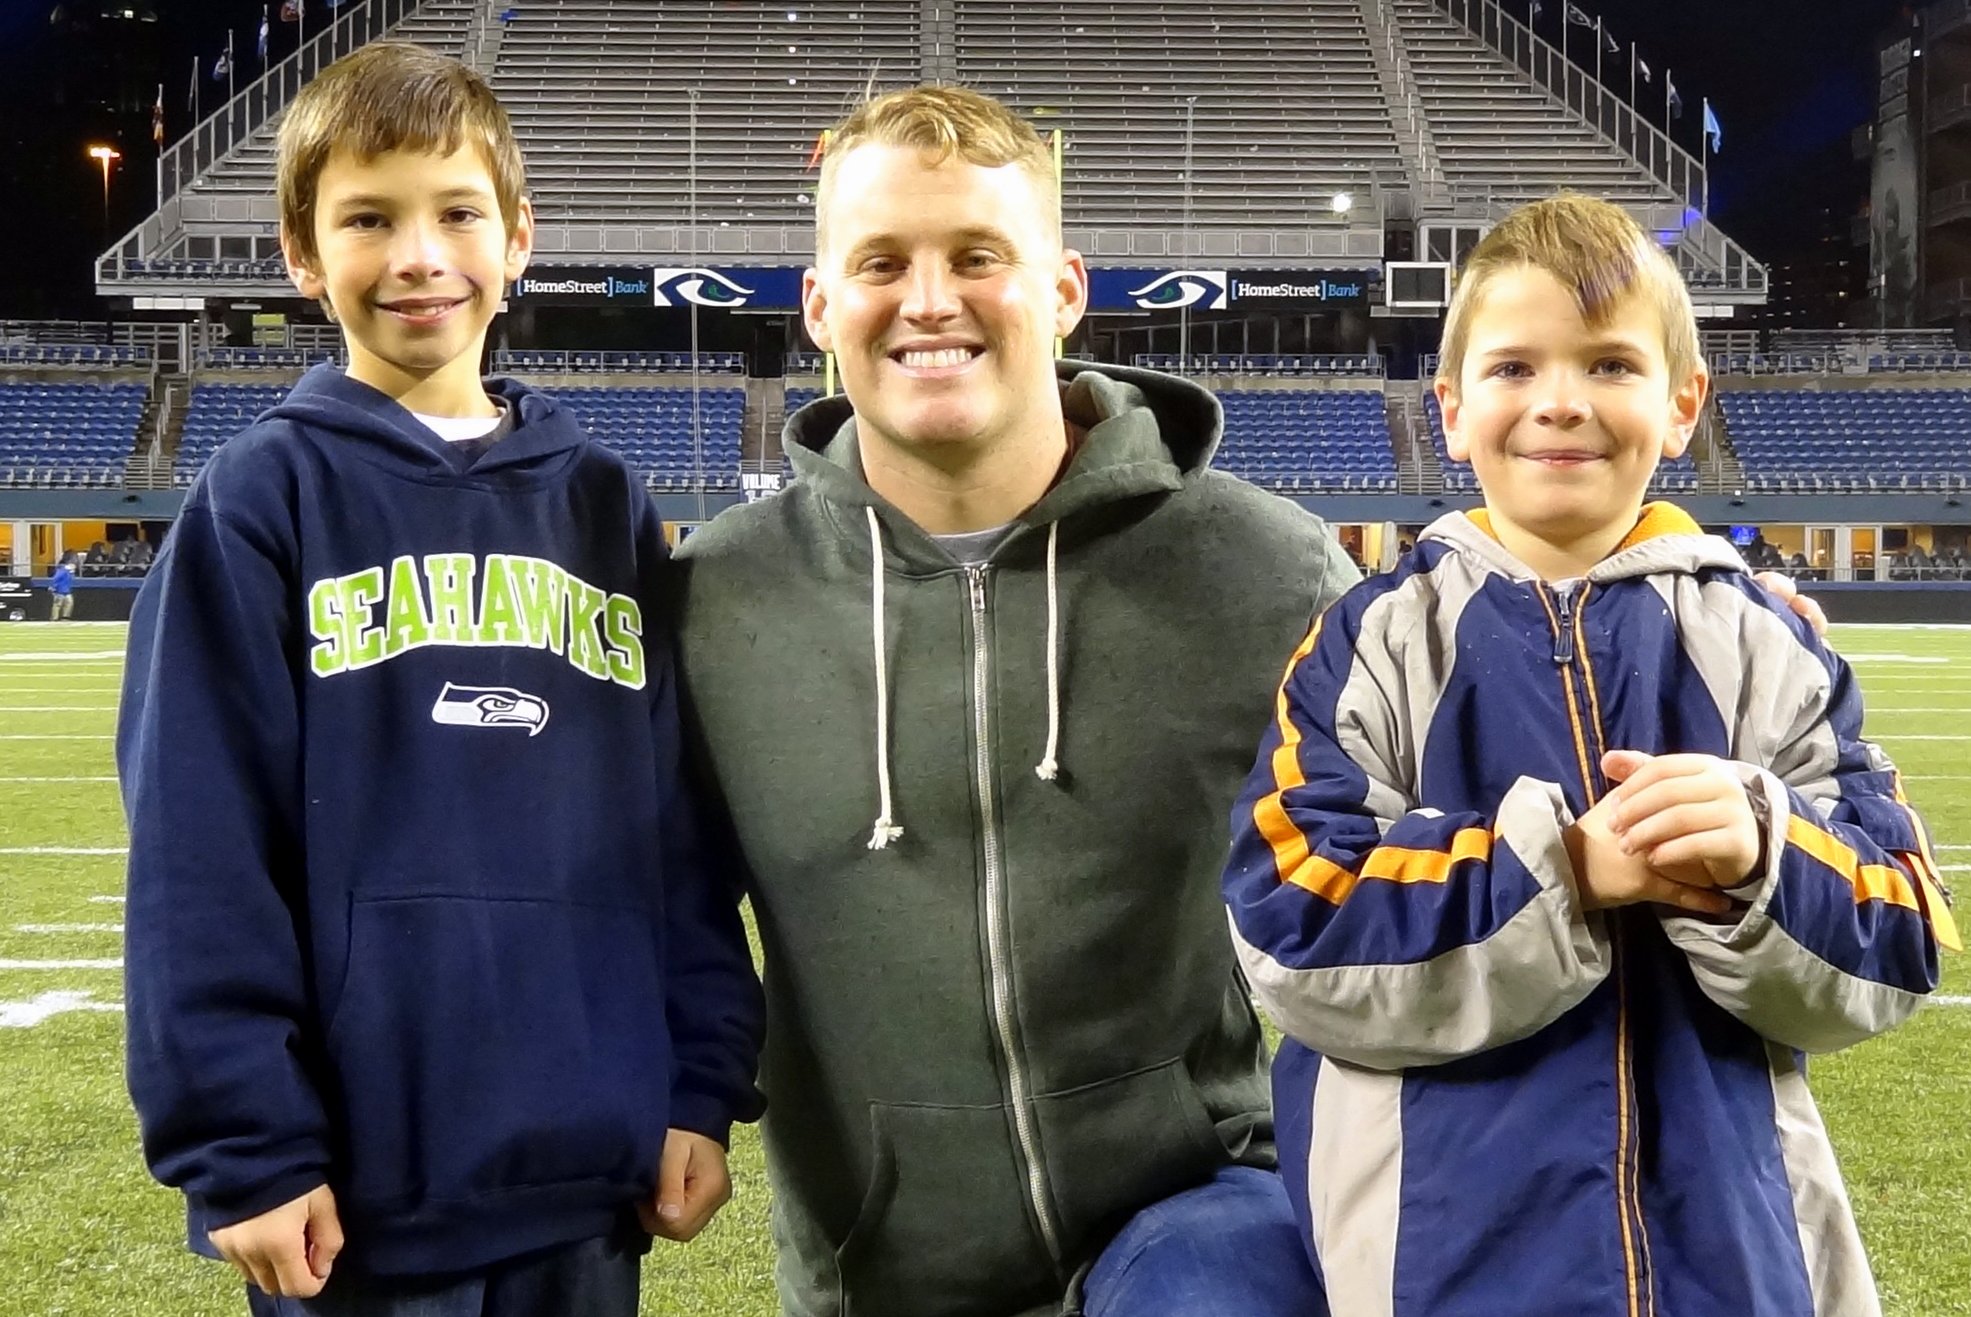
left=0, top=0, right=1917, bottom=317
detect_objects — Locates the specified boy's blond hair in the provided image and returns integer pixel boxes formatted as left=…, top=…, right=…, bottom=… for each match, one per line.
left=1434, top=193, right=1700, bottom=393
left=815, top=84, right=1058, bottom=252
left=277, top=41, right=525, bottom=269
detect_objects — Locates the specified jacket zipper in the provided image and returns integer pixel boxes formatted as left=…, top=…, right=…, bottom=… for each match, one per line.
left=1544, top=581, right=1650, bottom=1316
left=967, top=565, right=1065, bottom=1264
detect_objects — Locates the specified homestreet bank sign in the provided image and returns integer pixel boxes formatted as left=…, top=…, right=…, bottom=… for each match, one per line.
left=1088, top=268, right=1377, bottom=311
left=511, top=266, right=806, bottom=309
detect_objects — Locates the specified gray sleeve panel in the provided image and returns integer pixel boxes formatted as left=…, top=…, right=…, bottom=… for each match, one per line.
left=1656, top=768, right=1925, bottom=1053
left=1334, top=553, right=1489, bottom=817
left=1233, top=775, right=1612, bottom=1072
left=1654, top=575, right=1841, bottom=802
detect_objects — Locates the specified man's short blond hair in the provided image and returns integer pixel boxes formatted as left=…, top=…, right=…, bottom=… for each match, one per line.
left=815, top=84, right=1058, bottom=252
left=278, top=41, right=525, bottom=269
left=1435, top=192, right=1701, bottom=394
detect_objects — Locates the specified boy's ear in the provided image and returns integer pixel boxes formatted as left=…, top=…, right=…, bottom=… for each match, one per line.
left=280, top=225, right=327, bottom=304
left=1435, top=377, right=1469, bottom=462
left=503, top=196, right=536, bottom=285
left=1662, top=363, right=1710, bottom=461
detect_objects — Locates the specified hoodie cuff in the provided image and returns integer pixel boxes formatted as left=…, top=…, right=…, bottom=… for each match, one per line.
left=667, top=1090, right=741, bottom=1149
left=187, top=1166, right=332, bottom=1243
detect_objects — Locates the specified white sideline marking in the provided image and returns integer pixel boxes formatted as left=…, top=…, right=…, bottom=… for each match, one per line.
left=0, top=776, right=116, bottom=783
left=0, top=652, right=124, bottom=660
left=0, top=706, right=116, bottom=712
left=1845, top=655, right=1949, bottom=664
left=1867, top=708, right=1971, bottom=715
left=1935, top=997, right=1971, bottom=1008
left=0, top=958, right=121, bottom=970
left=1872, top=735, right=1971, bottom=742
left=0, top=846, right=127, bottom=855
left=17, top=923, right=122, bottom=934
left=0, top=990, right=122, bottom=1028
left=88, top=896, right=124, bottom=905
left=1907, top=776, right=1971, bottom=781
left=1939, top=846, right=1971, bottom=852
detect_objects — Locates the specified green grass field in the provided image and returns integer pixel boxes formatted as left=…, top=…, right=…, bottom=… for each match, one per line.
left=1, top=621, right=1966, bottom=1316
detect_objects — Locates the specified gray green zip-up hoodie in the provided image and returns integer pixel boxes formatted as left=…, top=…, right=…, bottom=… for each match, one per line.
left=668, top=362, right=1359, bottom=1317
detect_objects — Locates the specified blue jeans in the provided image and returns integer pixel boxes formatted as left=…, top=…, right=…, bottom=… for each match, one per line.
left=1082, top=1166, right=1329, bottom=1317
left=244, top=1235, right=640, bottom=1317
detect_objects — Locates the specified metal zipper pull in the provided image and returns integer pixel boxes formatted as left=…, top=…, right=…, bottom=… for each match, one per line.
left=1550, top=583, right=1577, bottom=665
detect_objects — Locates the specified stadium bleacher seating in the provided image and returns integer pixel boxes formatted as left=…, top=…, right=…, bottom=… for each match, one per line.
left=1218, top=389, right=1396, bottom=492
left=1718, top=389, right=1971, bottom=492
left=177, top=381, right=745, bottom=491
left=0, top=380, right=146, bottom=488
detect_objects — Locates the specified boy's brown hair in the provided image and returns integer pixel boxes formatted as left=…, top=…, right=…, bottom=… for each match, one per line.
left=815, top=84, right=1058, bottom=253
left=277, top=41, right=525, bottom=269
left=1434, top=192, right=1701, bottom=393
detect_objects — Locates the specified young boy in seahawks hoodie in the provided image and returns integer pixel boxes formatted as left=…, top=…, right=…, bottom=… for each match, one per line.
left=117, top=43, right=763, bottom=1317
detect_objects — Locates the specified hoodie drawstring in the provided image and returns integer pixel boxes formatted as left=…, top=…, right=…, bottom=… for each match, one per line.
left=1034, top=521, right=1061, bottom=782
left=864, top=511, right=1066, bottom=850
left=866, top=507, right=904, bottom=850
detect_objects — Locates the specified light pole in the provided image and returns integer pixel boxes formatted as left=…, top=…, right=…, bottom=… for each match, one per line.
left=87, top=144, right=121, bottom=232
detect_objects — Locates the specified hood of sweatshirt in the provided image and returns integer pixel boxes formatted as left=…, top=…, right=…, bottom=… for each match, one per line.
left=779, top=360, right=1226, bottom=565
left=259, top=363, right=590, bottom=483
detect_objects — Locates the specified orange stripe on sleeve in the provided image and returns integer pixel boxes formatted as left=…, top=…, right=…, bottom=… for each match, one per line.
left=1251, top=617, right=1326, bottom=891
left=1783, top=814, right=1962, bottom=950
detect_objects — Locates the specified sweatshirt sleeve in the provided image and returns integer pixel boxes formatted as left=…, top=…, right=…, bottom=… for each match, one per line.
left=1223, top=588, right=1610, bottom=1072
left=1658, top=610, right=1955, bottom=1053
left=117, top=504, right=332, bottom=1231
left=641, top=524, right=765, bottom=1146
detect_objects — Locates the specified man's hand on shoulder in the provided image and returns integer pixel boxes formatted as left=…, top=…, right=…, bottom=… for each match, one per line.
left=640, top=1128, right=732, bottom=1243
left=208, top=1184, right=342, bottom=1298
left=1751, top=570, right=1829, bottom=637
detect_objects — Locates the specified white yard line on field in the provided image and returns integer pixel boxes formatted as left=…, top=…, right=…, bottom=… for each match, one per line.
left=16, top=924, right=122, bottom=934
left=0, top=990, right=122, bottom=1028
left=1935, top=997, right=1971, bottom=1008
left=1844, top=655, right=1950, bottom=664
left=88, top=896, right=124, bottom=905
left=0, top=651, right=126, bottom=661
left=0, top=734, right=114, bottom=740
left=0, top=706, right=117, bottom=712
left=1871, top=735, right=1971, bottom=741
left=0, top=958, right=121, bottom=970
left=0, top=846, right=127, bottom=855
left=0, top=776, right=117, bottom=783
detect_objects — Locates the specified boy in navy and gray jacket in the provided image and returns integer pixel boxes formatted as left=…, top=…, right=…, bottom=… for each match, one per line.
left=1224, top=194, right=1956, bottom=1317
left=117, top=43, right=762, bottom=1316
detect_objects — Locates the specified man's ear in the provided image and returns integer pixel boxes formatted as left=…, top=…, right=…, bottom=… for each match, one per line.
left=801, top=267, right=833, bottom=353
left=1435, top=377, right=1469, bottom=463
left=1054, top=248, right=1090, bottom=339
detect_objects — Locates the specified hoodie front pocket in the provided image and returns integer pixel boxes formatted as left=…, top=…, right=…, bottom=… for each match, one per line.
left=323, top=894, right=669, bottom=1210
left=1030, top=1057, right=1230, bottom=1259
left=834, top=1101, right=1057, bottom=1317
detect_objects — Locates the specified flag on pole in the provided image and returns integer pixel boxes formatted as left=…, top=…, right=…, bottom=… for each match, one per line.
left=1638, top=56, right=1651, bottom=82
left=1702, top=100, right=1722, bottom=152
left=1667, top=74, right=1683, bottom=117
left=212, top=47, right=230, bottom=79
left=1602, top=26, right=1617, bottom=54
left=1565, top=2, right=1592, bottom=25
left=1529, top=0, right=1542, bottom=15
left=187, top=55, right=196, bottom=109
left=152, top=83, right=163, bottom=145
left=257, top=6, right=269, bottom=57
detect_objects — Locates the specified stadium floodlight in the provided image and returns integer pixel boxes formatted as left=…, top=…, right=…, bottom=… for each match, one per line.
left=86, top=144, right=121, bottom=227
left=1331, top=191, right=1354, bottom=215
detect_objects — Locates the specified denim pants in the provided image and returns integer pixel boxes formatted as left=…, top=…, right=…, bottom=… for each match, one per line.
left=1082, top=1166, right=1330, bottom=1317
left=244, top=1235, right=640, bottom=1317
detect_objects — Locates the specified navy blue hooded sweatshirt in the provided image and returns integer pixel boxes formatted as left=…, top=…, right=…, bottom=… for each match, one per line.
left=117, top=365, right=765, bottom=1277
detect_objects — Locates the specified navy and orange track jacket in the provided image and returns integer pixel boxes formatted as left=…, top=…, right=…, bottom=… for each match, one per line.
left=1223, top=503, right=1956, bottom=1317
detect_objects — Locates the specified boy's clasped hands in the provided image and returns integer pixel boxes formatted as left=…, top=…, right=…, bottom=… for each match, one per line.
left=1567, top=750, right=1764, bottom=919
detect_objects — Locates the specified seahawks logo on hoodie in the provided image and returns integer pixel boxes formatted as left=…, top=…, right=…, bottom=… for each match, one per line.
left=307, top=553, right=644, bottom=688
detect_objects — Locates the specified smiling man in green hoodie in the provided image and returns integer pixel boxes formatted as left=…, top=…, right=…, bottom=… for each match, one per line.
left=665, top=85, right=1351, bottom=1317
